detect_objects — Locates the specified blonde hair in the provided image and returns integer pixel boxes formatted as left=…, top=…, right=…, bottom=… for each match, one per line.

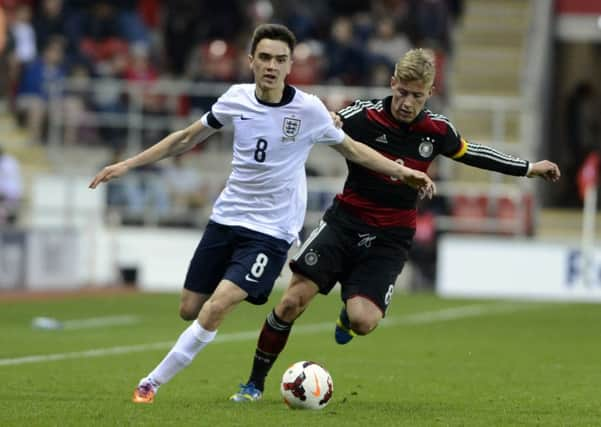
left=394, top=48, right=435, bottom=86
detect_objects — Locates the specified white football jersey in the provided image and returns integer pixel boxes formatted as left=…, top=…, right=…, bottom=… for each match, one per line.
left=201, top=84, right=345, bottom=243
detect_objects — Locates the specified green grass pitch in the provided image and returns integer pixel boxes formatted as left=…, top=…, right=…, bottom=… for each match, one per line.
left=1, top=289, right=600, bottom=426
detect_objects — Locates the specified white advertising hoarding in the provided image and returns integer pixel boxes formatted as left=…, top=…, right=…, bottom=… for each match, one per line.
left=437, top=236, right=601, bottom=302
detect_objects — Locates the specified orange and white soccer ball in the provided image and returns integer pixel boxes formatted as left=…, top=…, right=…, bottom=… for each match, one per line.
left=280, top=361, right=333, bottom=409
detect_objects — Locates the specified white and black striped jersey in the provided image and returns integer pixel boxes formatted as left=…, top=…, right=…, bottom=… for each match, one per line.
left=332, top=97, right=529, bottom=233
left=200, top=84, right=345, bottom=243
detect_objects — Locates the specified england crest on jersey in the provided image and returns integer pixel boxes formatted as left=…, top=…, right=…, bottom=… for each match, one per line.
left=282, top=117, right=301, bottom=142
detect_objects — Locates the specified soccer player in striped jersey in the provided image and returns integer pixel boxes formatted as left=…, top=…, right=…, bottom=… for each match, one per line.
left=233, top=48, right=561, bottom=402
left=89, top=24, right=435, bottom=404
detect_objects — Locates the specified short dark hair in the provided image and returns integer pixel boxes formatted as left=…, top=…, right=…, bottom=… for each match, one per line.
left=250, top=23, right=296, bottom=55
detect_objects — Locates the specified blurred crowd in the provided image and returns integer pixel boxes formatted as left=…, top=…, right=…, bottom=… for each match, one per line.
left=0, top=0, right=463, bottom=287
left=0, top=0, right=463, bottom=145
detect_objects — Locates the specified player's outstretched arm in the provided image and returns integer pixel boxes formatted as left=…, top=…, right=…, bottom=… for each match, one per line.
left=527, top=160, right=561, bottom=182
left=451, top=141, right=561, bottom=183
left=332, top=134, right=436, bottom=199
left=89, top=121, right=216, bottom=189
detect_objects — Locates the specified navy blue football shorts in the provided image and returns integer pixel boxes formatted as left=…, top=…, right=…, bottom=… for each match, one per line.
left=289, top=219, right=410, bottom=315
left=184, top=220, right=291, bottom=305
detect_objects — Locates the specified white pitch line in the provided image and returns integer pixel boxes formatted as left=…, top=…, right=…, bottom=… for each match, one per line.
left=61, top=315, right=140, bottom=330
left=0, top=302, right=539, bottom=367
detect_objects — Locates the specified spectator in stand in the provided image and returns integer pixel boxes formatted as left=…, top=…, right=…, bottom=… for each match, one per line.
left=33, top=0, right=67, bottom=53
left=61, top=61, right=91, bottom=145
left=79, top=1, right=128, bottom=63
left=324, top=16, right=369, bottom=85
left=115, top=0, right=150, bottom=45
left=0, top=144, right=23, bottom=225
left=0, top=4, right=5, bottom=54
left=105, top=146, right=170, bottom=225
left=408, top=0, right=452, bottom=54
left=0, top=4, right=8, bottom=104
left=186, top=40, right=238, bottom=115
left=368, top=59, right=394, bottom=87
left=10, top=3, right=36, bottom=65
left=7, top=3, right=36, bottom=102
left=163, top=0, right=202, bottom=76
left=163, top=154, right=210, bottom=225
left=370, top=0, right=411, bottom=22
left=90, top=48, right=128, bottom=148
left=286, top=41, right=324, bottom=86
left=564, top=81, right=600, bottom=206
left=367, top=17, right=412, bottom=68
left=15, top=36, right=66, bottom=144
left=567, top=82, right=599, bottom=169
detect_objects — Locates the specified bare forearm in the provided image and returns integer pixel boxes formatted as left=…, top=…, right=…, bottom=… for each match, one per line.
left=342, top=139, right=405, bottom=177
left=126, top=129, right=195, bottom=168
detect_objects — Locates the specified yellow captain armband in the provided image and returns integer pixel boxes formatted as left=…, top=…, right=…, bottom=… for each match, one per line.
left=451, top=138, right=469, bottom=159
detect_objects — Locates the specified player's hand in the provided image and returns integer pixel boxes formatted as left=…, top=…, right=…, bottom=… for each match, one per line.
left=89, top=161, right=131, bottom=189
left=329, top=111, right=342, bottom=128
left=399, top=167, right=436, bottom=200
left=527, top=160, right=561, bottom=182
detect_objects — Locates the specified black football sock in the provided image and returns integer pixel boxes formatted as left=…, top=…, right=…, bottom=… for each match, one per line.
left=248, top=309, right=293, bottom=391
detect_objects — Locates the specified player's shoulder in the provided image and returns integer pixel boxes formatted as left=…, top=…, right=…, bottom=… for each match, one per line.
left=419, top=109, right=459, bottom=137
left=291, top=87, right=325, bottom=108
left=338, top=98, right=383, bottom=119
left=221, top=83, right=254, bottom=100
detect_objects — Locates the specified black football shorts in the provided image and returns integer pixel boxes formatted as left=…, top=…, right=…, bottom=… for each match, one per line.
left=289, top=219, right=410, bottom=315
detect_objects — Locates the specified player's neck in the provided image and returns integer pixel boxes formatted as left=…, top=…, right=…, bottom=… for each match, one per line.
left=255, top=84, right=285, bottom=104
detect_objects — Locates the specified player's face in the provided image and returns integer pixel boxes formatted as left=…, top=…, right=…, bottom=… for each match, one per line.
left=389, top=77, right=433, bottom=123
left=249, top=39, right=292, bottom=92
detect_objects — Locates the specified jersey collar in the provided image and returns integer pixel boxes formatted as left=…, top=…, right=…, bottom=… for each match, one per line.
left=255, top=85, right=296, bottom=107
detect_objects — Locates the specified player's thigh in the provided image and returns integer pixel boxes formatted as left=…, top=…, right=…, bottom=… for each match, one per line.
left=198, top=279, right=249, bottom=329
left=224, top=229, right=291, bottom=305
left=289, top=220, right=349, bottom=295
left=342, top=245, right=409, bottom=316
left=183, top=221, right=235, bottom=296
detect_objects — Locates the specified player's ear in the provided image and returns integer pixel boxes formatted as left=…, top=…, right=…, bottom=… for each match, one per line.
left=248, top=54, right=253, bottom=69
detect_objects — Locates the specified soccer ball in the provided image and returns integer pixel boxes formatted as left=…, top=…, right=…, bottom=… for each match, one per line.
left=280, top=361, right=333, bottom=409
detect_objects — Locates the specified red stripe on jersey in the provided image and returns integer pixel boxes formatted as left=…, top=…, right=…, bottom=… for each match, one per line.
left=402, top=157, right=431, bottom=173
left=366, top=109, right=400, bottom=129
left=335, top=190, right=416, bottom=228
left=411, top=113, right=449, bottom=136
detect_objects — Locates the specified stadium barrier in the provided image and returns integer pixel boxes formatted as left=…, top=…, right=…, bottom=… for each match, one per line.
left=438, top=235, right=601, bottom=302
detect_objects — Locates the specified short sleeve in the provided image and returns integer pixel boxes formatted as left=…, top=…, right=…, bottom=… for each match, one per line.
left=200, top=86, right=239, bottom=129
left=309, top=95, right=345, bottom=145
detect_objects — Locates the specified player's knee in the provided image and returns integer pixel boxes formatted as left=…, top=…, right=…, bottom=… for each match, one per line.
left=179, top=304, right=198, bottom=321
left=349, top=317, right=379, bottom=336
left=201, top=298, right=227, bottom=320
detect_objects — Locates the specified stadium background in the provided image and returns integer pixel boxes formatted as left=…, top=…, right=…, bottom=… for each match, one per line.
left=0, top=0, right=600, bottom=297
left=2, top=2, right=601, bottom=426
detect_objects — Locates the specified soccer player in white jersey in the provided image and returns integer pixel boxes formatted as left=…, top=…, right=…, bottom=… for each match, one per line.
left=89, top=24, right=435, bottom=404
